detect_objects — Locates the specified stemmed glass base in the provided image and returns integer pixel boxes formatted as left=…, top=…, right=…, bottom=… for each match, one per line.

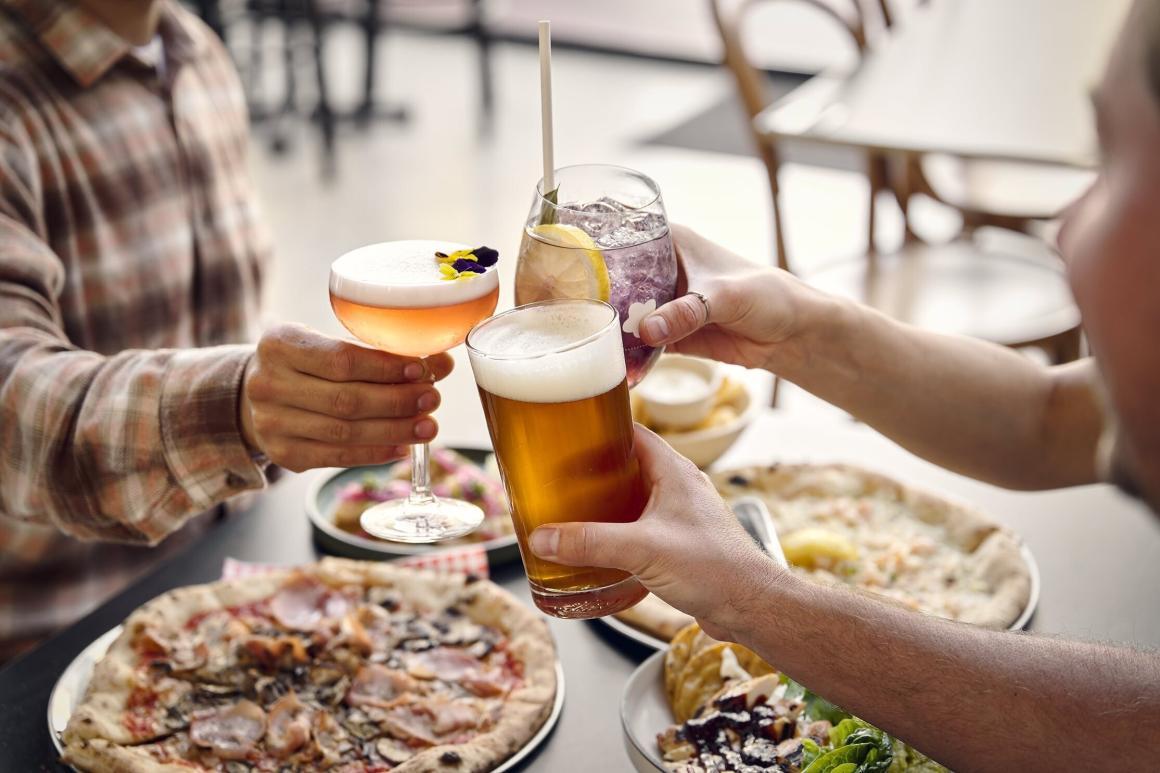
left=359, top=496, right=485, bottom=543
left=359, top=441, right=484, bottom=543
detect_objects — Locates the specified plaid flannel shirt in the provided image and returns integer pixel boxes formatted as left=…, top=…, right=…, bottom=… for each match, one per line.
left=0, top=0, right=272, bottom=660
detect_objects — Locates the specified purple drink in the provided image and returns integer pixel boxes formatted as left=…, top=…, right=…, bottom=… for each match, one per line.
left=554, top=199, right=677, bottom=386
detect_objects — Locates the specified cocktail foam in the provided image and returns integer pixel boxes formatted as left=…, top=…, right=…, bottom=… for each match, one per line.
left=329, top=240, right=499, bottom=309
left=468, top=301, right=626, bottom=404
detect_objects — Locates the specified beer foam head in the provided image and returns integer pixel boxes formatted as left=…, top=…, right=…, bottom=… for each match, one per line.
left=467, top=301, right=626, bottom=403
left=330, top=240, right=499, bottom=309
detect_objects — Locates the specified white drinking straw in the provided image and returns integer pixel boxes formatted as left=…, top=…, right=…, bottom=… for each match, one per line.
left=538, top=20, right=555, bottom=195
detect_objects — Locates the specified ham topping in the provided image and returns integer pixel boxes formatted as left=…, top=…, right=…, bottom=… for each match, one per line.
left=138, top=627, right=207, bottom=672
left=265, top=692, right=312, bottom=758
left=418, top=697, right=482, bottom=735
left=312, top=710, right=348, bottom=764
left=269, top=575, right=330, bottom=631
left=189, top=700, right=266, bottom=760
left=404, top=646, right=478, bottom=681
left=346, top=664, right=420, bottom=708
left=405, top=646, right=515, bottom=697
left=381, top=708, right=438, bottom=746
left=461, top=668, right=515, bottom=698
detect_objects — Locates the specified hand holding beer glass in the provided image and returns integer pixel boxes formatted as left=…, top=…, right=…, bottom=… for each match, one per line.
left=467, top=299, right=649, bottom=618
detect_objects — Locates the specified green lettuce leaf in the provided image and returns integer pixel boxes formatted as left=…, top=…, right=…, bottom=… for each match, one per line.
left=802, top=719, right=894, bottom=773
left=887, top=739, right=950, bottom=773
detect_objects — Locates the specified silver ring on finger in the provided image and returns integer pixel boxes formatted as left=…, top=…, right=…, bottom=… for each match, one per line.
left=686, top=291, right=711, bottom=324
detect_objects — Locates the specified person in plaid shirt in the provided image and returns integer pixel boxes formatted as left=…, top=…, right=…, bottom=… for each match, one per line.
left=0, top=0, right=451, bottom=661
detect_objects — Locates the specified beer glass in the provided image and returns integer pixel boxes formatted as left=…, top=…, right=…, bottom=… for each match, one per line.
left=330, top=240, right=499, bottom=543
left=466, top=299, right=648, bottom=618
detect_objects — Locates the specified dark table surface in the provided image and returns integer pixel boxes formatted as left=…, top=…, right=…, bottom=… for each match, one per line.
left=3, top=413, right=1160, bottom=771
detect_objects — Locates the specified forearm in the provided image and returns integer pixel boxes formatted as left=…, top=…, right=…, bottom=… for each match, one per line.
left=0, top=325, right=266, bottom=542
left=729, top=567, right=1160, bottom=771
left=772, top=294, right=1102, bottom=489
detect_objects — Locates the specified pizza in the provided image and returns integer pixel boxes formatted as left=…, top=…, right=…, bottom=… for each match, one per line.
left=61, top=558, right=557, bottom=772
left=614, top=463, right=1032, bottom=641
left=333, top=449, right=514, bottom=544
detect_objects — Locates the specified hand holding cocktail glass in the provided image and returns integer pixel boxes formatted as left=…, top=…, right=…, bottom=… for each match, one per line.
left=240, top=324, right=451, bottom=473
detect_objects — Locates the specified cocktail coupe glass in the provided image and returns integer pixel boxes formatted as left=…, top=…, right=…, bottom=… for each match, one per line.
left=514, top=164, right=678, bottom=387
left=329, top=240, right=499, bottom=542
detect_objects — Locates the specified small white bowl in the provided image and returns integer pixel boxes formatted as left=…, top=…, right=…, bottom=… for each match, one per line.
left=659, top=376, right=760, bottom=469
left=636, top=355, right=722, bottom=428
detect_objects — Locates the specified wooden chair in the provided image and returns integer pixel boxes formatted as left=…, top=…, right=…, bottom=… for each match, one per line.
left=710, top=0, right=1083, bottom=393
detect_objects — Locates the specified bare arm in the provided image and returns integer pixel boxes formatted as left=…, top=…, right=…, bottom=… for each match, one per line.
left=532, top=428, right=1160, bottom=772
left=643, top=226, right=1103, bottom=489
left=776, top=298, right=1104, bottom=489
left=732, top=564, right=1160, bottom=771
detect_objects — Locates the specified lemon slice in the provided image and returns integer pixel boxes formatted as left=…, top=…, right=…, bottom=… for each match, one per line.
left=515, top=223, right=611, bottom=304
left=780, top=528, right=860, bottom=568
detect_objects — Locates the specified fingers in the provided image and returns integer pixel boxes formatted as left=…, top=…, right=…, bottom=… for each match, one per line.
left=252, top=405, right=438, bottom=447
left=424, top=352, right=455, bottom=383
left=260, top=324, right=452, bottom=384
left=245, top=324, right=454, bottom=470
left=267, top=440, right=409, bottom=474
left=249, top=372, right=439, bottom=421
left=632, top=423, right=699, bottom=489
left=528, top=521, right=645, bottom=573
left=640, top=292, right=711, bottom=347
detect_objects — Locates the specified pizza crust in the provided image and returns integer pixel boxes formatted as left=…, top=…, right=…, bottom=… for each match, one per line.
left=62, top=559, right=558, bottom=772
left=60, top=739, right=195, bottom=773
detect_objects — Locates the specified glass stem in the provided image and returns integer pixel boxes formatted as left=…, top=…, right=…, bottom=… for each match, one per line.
left=408, top=442, right=435, bottom=504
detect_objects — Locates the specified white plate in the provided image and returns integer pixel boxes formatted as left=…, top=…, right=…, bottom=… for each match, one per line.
left=619, top=650, right=670, bottom=773
left=49, top=628, right=566, bottom=772
left=305, top=449, right=520, bottom=562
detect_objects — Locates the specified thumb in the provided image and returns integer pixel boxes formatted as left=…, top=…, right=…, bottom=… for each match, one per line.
left=529, top=521, right=646, bottom=575
left=640, top=292, right=711, bottom=347
left=632, top=423, right=698, bottom=490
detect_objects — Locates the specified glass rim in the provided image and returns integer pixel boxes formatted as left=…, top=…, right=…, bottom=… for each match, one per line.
left=466, top=299, right=619, bottom=362
left=533, top=163, right=662, bottom=217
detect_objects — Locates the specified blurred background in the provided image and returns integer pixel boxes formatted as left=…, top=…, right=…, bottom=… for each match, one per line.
left=191, top=0, right=1128, bottom=443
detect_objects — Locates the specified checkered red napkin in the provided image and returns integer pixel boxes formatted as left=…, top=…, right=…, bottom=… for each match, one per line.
left=222, top=544, right=490, bottom=582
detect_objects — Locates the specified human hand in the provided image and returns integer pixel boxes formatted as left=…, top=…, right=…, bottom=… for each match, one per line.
left=528, top=424, right=784, bottom=640
left=240, top=323, right=453, bottom=472
left=640, top=224, right=830, bottom=373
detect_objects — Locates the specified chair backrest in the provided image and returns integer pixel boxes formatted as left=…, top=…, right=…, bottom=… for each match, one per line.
left=710, top=0, right=875, bottom=271
left=712, top=0, right=869, bottom=123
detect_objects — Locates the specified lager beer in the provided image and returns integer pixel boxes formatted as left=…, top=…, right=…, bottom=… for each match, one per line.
left=467, top=300, right=648, bottom=618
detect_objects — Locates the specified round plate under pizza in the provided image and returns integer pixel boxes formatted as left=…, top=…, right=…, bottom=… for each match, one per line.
left=306, top=447, right=520, bottom=564
left=49, top=561, right=567, bottom=772
left=49, top=628, right=565, bottom=772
